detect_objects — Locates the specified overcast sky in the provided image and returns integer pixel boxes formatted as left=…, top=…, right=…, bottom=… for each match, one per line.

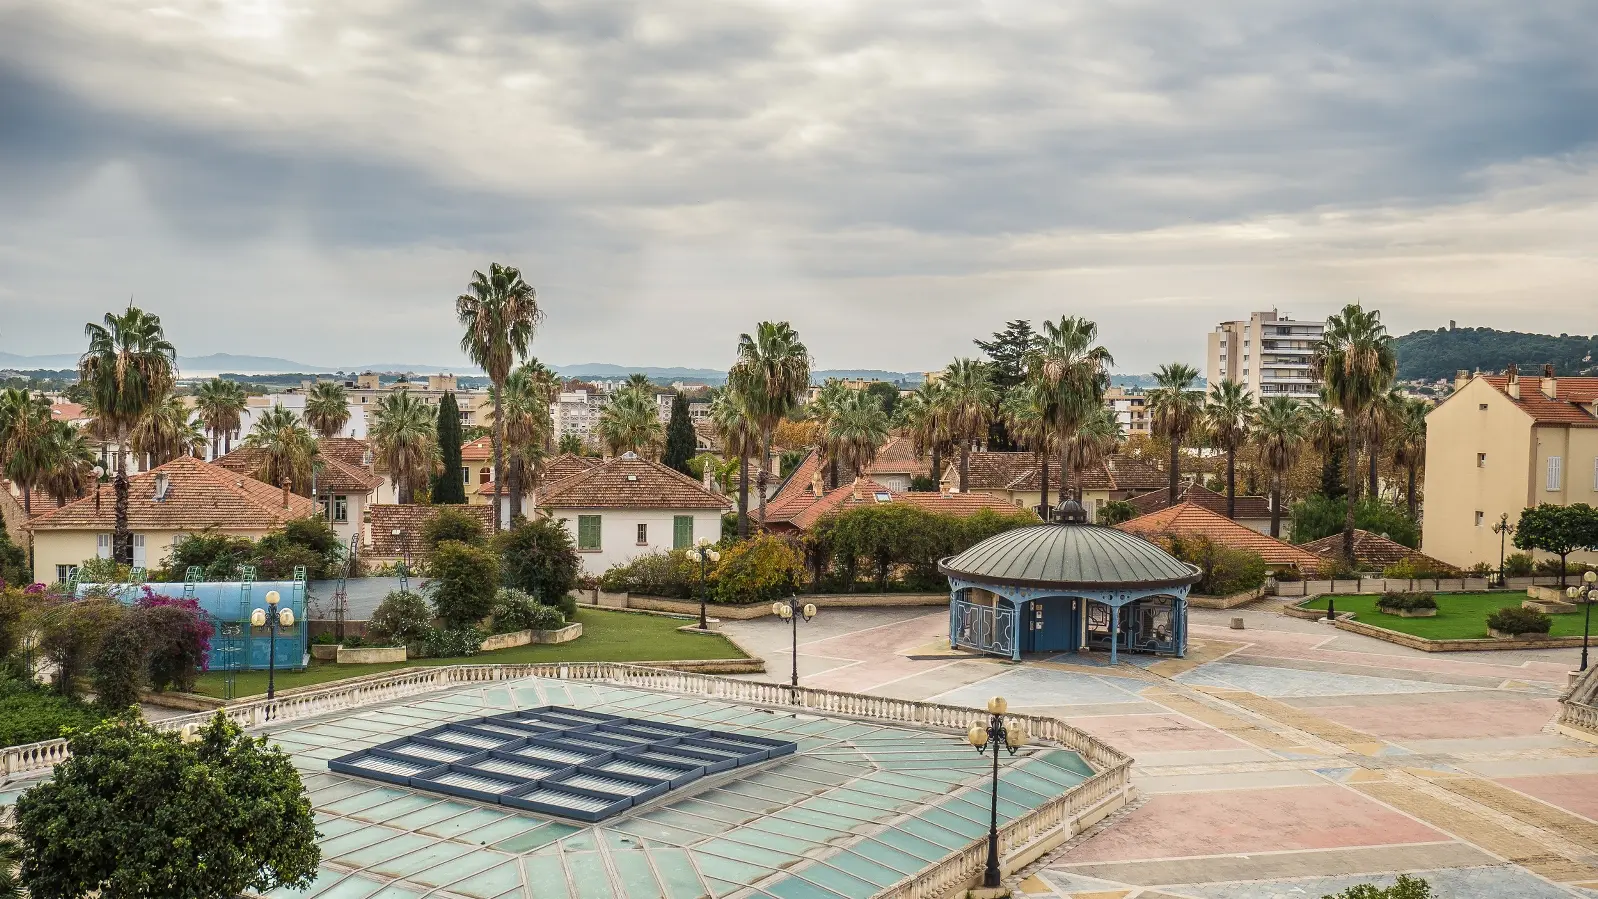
left=1, top=0, right=1595, bottom=374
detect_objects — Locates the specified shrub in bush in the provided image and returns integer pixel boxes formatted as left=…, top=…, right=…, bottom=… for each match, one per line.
left=1381, top=558, right=1456, bottom=580
left=160, top=529, right=255, bottom=581
left=367, top=590, right=434, bottom=645
left=598, top=551, right=698, bottom=599
left=1376, top=591, right=1436, bottom=612
left=74, top=558, right=132, bottom=585
left=418, top=626, right=484, bottom=658
left=1487, top=606, right=1551, bottom=635
left=427, top=541, right=500, bottom=629
left=90, top=623, right=146, bottom=712
left=310, top=633, right=338, bottom=646
left=1504, top=552, right=1535, bottom=577
left=0, top=676, right=105, bottom=748
left=491, top=588, right=565, bottom=633
left=36, top=597, right=124, bottom=698
left=0, top=519, right=31, bottom=588
left=1097, top=500, right=1137, bottom=527
left=1162, top=534, right=1268, bottom=596
left=496, top=517, right=581, bottom=606
left=713, top=535, right=805, bottom=605
left=1274, top=567, right=1301, bottom=582
left=1467, top=562, right=1495, bottom=577
left=424, top=507, right=487, bottom=548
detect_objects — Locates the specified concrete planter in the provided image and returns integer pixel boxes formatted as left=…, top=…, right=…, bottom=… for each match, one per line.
left=1488, top=628, right=1550, bottom=641
left=310, top=644, right=340, bottom=661
left=1524, top=599, right=1578, bottom=614
left=1527, top=585, right=1571, bottom=603
left=1188, top=586, right=1265, bottom=610
left=596, top=590, right=630, bottom=609
left=480, top=629, right=533, bottom=652
left=337, top=646, right=408, bottom=664
left=1378, top=606, right=1437, bottom=618
left=531, top=623, right=582, bottom=644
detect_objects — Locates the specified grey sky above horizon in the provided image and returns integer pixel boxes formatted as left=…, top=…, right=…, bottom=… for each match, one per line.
left=1, top=0, right=1595, bottom=375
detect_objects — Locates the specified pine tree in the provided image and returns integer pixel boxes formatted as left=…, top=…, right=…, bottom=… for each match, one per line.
left=662, top=393, right=696, bottom=475
left=433, top=392, right=467, bottom=503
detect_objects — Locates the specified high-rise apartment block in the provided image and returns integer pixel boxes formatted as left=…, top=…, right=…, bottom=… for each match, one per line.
left=1206, top=310, right=1325, bottom=400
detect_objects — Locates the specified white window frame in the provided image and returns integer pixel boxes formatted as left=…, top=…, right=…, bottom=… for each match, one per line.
left=96, top=533, right=111, bottom=560
left=57, top=564, right=73, bottom=584
left=636, top=523, right=648, bottom=546
left=132, top=534, right=146, bottom=568
left=1474, top=511, right=1484, bottom=527
left=1547, top=456, right=1562, bottom=492
left=331, top=495, right=349, bottom=523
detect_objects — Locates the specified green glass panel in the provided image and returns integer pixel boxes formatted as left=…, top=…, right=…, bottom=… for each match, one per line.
left=308, top=781, right=381, bottom=804
left=1033, top=750, right=1094, bottom=778
left=854, top=833, right=943, bottom=866
left=447, top=812, right=543, bottom=844
left=649, top=847, right=709, bottom=899
left=367, top=840, right=474, bottom=878
left=695, top=837, right=796, bottom=870
left=697, top=788, right=780, bottom=815
left=611, top=849, right=663, bottom=896
left=323, top=787, right=413, bottom=816
left=662, top=800, right=749, bottom=827
left=823, top=850, right=905, bottom=886
left=335, top=832, right=434, bottom=868
left=763, top=876, right=846, bottom=899
left=491, top=822, right=571, bottom=854
left=743, top=817, right=836, bottom=847
left=447, top=861, right=527, bottom=899
left=523, top=855, right=571, bottom=899
left=567, top=852, right=615, bottom=899
left=310, top=875, right=390, bottom=899
left=313, top=817, right=367, bottom=840
left=721, top=781, right=805, bottom=806
left=559, top=831, right=601, bottom=852
left=319, top=825, right=404, bottom=859
left=614, top=816, right=702, bottom=846
left=692, top=851, right=772, bottom=887
left=604, top=829, right=649, bottom=851
left=389, top=802, right=483, bottom=835
left=900, top=812, right=976, bottom=847
left=265, top=866, right=348, bottom=898
left=408, top=850, right=515, bottom=890
left=353, top=793, right=442, bottom=823
left=1002, top=768, right=1073, bottom=800
left=791, top=864, right=879, bottom=899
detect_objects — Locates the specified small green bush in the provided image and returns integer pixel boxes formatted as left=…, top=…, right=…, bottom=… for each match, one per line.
left=1097, top=500, right=1137, bottom=526
left=424, top=507, right=486, bottom=548
left=496, top=517, right=581, bottom=606
left=367, top=590, right=434, bottom=645
left=599, top=551, right=699, bottom=599
left=75, top=558, right=132, bottom=584
left=310, top=633, right=338, bottom=646
left=491, top=588, right=565, bottom=633
left=713, top=535, right=805, bottom=605
left=1162, top=534, right=1268, bottom=596
left=1274, top=567, right=1302, bottom=582
left=0, top=677, right=105, bottom=748
left=1381, top=558, right=1455, bottom=580
left=1467, top=562, right=1495, bottom=577
left=1376, top=591, right=1436, bottom=612
left=428, top=541, right=501, bottom=629
left=417, top=626, right=484, bottom=659
left=1487, top=606, right=1551, bottom=635
left=1321, top=874, right=1432, bottom=899
left=1504, top=552, right=1534, bottom=577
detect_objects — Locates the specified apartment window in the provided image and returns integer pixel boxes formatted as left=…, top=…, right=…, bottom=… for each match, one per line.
left=331, top=495, right=349, bottom=523
left=577, top=515, right=601, bottom=551
left=634, top=523, right=649, bottom=545
left=459, top=412, right=471, bottom=423
left=132, top=534, right=146, bottom=568
left=480, top=467, right=491, bottom=485
left=673, top=516, right=693, bottom=549
left=1547, top=456, right=1563, bottom=491
left=461, top=466, right=470, bottom=485
left=1477, top=453, right=1487, bottom=467
left=1475, top=511, right=1484, bottom=527
left=1479, top=403, right=1489, bottom=410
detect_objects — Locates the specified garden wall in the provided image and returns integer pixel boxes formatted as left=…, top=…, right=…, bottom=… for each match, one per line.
left=1187, top=586, right=1264, bottom=610
left=586, top=591, right=950, bottom=619
left=1331, top=616, right=1592, bottom=652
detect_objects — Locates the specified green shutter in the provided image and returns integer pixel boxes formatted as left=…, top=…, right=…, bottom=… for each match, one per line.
left=578, top=515, right=602, bottom=551
left=673, top=515, right=693, bottom=549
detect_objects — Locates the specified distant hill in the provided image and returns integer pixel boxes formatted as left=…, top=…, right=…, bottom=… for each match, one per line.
left=1394, top=327, right=1598, bottom=381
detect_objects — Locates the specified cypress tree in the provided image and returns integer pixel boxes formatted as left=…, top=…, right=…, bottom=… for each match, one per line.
left=662, top=393, right=696, bottom=475
left=434, top=392, right=467, bottom=503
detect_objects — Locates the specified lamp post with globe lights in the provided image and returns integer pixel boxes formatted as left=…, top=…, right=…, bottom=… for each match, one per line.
left=770, top=599, right=817, bottom=688
left=1566, top=569, right=1597, bottom=672
left=967, top=696, right=1027, bottom=889
left=689, top=540, right=721, bottom=630
left=251, top=589, right=295, bottom=700
left=1492, top=514, right=1514, bottom=587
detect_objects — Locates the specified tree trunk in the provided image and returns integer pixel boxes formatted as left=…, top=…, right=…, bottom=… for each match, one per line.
left=21, top=484, right=31, bottom=517
left=224, top=430, right=233, bottom=454
left=210, top=431, right=220, bottom=461
left=1342, top=427, right=1359, bottom=561
left=958, top=440, right=970, bottom=492
left=737, top=453, right=750, bottom=539
left=1167, top=436, right=1180, bottom=506
left=114, top=444, right=132, bottom=565
left=757, top=431, right=771, bottom=531
left=491, top=386, right=505, bottom=531
left=1039, top=452, right=1050, bottom=517
left=1367, top=438, right=1379, bottom=500
left=1406, top=464, right=1417, bottom=521
left=1269, top=474, right=1282, bottom=539
left=1059, top=442, right=1072, bottom=505
left=828, top=456, right=839, bottom=491
left=1560, top=553, right=1570, bottom=588
left=1226, top=447, right=1236, bottom=519
left=508, top=459, right=522, bottom=522
left=929, top=445, right=941, bottom=492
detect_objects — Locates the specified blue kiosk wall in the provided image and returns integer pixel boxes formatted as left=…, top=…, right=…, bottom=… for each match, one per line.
left=79, top=580, right=308, bottom=671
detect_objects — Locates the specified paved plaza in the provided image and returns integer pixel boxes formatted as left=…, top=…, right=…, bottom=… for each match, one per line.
left=723, top=604, right=1598, bottom=898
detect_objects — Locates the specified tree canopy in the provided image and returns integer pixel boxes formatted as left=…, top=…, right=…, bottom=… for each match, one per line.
left=1393, top=326, right=1598, bottom=381
left=1514, top=503, right=1598, bottom=586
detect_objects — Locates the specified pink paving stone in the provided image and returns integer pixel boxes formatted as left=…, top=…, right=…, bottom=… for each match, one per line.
left=1063, top=713, right=1250, bottom=752
left=1310, top=698, right=1561, bottom=741
left=1064, top=785, right=1446, bottom=862
left=1494, top=773, right=1598, bottom=822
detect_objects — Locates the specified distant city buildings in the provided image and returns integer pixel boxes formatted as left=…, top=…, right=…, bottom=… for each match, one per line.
left=1206, top=309, right=1326, bottom=400
left=1103, top=385, right=1150, bottom=436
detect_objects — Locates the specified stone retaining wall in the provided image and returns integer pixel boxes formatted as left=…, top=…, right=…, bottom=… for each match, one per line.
left=593, top=592, right=949, bottom=619
left=1331, top=616, right=1590, bottom=652
left=1187, top=586, right=1264, bottom=609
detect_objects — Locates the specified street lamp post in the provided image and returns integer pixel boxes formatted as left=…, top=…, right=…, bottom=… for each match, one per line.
left=770, top=599, right=817, bottom=687
left=966, top=697, right=1027, bottom=889
left=1492, top=514, right=1514, bottom=587
left=251, top=589, right=295, bottom=701
left=689, top=540, right=721, bottom=630
left=1565, top=569, right=1597, bottom=672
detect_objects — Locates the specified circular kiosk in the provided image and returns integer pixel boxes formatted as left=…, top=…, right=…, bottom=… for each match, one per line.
left=938, top=500, right=1201, bottom=663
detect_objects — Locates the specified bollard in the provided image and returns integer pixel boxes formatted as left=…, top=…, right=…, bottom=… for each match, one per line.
left=1230, top=617, right=1244, bottom=630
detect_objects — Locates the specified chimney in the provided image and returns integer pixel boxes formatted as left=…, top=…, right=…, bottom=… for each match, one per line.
left=1454, top=369, right=1470, bottom=390
left=1541, top=363, right=1557, bottom=399
left=1506, top=363, right=1520, bottom=399
left=282, top=478, right=292, bottom=508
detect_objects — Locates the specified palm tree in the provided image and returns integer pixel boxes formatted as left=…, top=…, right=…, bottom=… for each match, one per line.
left=900, top=380, right=951, bottom=493
left=1064, top=405, right=1122, bottom=504
left=456, top=262, right=541, bottom=530
left=1253, top=397, right=1306, bottom=539
left=1312, top=303, right=1397, bottom=559
left=810, top=380, right=853, bottom=490
left=495, top=365, right=554, bottom=519
left=1001, top=382, right=1056, bottom=511
left=940, top=359, right=997, bottom=492
left=1390, top=397, right=1428, bottom=521
left=243, top=405, right=319, bottom=495
left=194, top=377, right=248, bottom=458
left=710, top=386, right=758, bottom=536
left=78, top=306, right=177, bottom=564
left=729, top=322, right=811, bottom=531
left=1362, top=387, right=1405, bottom=501
left=624, top=373, right=654, bottom=393
left=1146, top=362, right=1203, bottom=507
left=129, top=391, right=204, bottom=469
left=1203, top=379, right=1256, bottom=519
left=1025, top=317, right=1113, bottom=505
left=304, top=381, right=352, bottom=439
left=827, top=389, right=891, bottom=478
left=595, top=387, right=663, bottom=458
left=0, top=388, right=53, bottom=516
left=520, top=358, right=563, bottom=452
left=40, top=421, right=96, bottom=507
left=369, top=390, right=437, bottom=504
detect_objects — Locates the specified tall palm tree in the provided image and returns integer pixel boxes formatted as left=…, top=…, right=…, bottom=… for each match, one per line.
left=129, top=391, right=204, bottom=469
left=900, top=380, right=951, bottom=494
left=1203, top=379, right=1257, bottom=519
left=79, top=306, right=177, bottom=563
left=729, top=322, right=811, bottom=531
left=1146, top=362, right=1203, bottom=507
left=595, top=387, right=663, bottom=458
left=304, top=381, right=352, bottom=439
left=369, top=390, right=437, bottom=504
left=710, top=386, right=758, bottom=536
left=1253, top=396, right=1306, bottom=539
left=1390, top=397, right=1428, bottom=521
left=1312, top=303, right=1397, bottom=559
left=624, top=373, right=654, bottom=393
left=494, top=365, right=554, bottom=519
left=1362, top=387, right=1405, bottom=500
left=810, top=380, right=853, bottom=490
left=520, top=358, right=563, bottom=452
left=827, top=389, right=891, bottom=478
left=456, top=262, right=541, bottom=530
left=40, top=421, right=96, bottom=507
left=940, top=359, right=997, bottom=492
left=1025, top=317, right=1113, bottom=505
left=194, top=377, right=248, bottom=458
left=243, top=405, right=319, bottom=495
left=1001, top=382, right=1057, bottom=511
left=1064, top=405, right=1122, bottom=504
left=0, top=388, right=53, bottom=516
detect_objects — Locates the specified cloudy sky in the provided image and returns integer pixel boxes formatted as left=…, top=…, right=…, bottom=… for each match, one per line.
left=1, top=0, right=1595, bottom=374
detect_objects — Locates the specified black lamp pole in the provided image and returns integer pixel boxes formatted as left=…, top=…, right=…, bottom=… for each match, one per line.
left=1572, top=572, right=1596, bottom=671
left=968, top=699, right=1023, bottom=889
left=264, top=590, right=281, bottom=701
left=1493, top=514, right=1512, bottom=587
left=698, top=553, right=710, bottom=631
left=773, top=598, right=816, bottom=687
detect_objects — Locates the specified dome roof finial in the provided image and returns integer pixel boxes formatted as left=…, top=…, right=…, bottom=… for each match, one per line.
left=1053, top=498, right=1088, bottom=524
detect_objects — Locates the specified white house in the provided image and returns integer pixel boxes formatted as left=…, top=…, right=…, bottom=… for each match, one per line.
left=537, top=453, right=731, bottom=575
left=212, top=439, right=385, bottom=546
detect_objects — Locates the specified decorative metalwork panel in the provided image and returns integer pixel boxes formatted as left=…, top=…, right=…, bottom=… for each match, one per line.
left=951, top=599, right=1016, bottom=656
left=329, top=706, right=795, bottom=822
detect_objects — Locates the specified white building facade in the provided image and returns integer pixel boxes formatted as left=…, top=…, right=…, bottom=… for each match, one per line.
left=1206, top=310, right=1326, bottom=400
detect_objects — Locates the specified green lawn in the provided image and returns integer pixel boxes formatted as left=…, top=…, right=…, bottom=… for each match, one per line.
left=1299, top=592, right=1593, bottom=640
left=189, top=609, right=746, bottom=699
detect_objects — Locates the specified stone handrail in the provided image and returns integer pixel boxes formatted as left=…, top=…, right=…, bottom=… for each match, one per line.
left=2, top=662, right=1133, bottom=898
left=1559, top=665, right=1598, bottom=743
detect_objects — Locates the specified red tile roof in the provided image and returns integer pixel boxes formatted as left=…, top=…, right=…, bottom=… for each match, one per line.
left=213, top=447, right=382, bottom=496
left=318, top=437, right=373, bottom=467
left=946, top=452, right=1168, bottom=494
left=1116, top=503, right=1323, bottom=569
left=366, top=504, right=494, bottom=558
left=1128, top=482, right=1272, bottom=519
left=467, top=454, right=599, bottom=496
left=26, top=456, right=315, bottom=532
left=1483, top=376, right=1598, bottom=427
left=538, top=454, right=731, bottom=510
left=767, top=473, right=1035, bottom=531
left=867, top=435, right=933, bottom=478
left=461, top=436, right=495, bottom=462
left=772, top=449, right=823, bottom=504
left=50, top=402, right=87, bottom=423
left=900, top=491, right=1030, bottom=517
left=1299, top=530, right=1459, bottom=573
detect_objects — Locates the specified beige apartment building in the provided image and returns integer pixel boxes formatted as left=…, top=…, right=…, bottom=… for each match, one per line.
left=1104, top=385, right=1150, bottom=436
left=1421, top=367, right=1598, bottom=570
left=1206, top=310, right=1325, bottom=400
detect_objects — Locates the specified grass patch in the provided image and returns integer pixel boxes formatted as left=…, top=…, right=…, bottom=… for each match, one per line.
left=0, top=678, right=108, bottom=748
left=188, top=608, right=745, bottom=698
left=1298, top=592, right=1591, bottom=640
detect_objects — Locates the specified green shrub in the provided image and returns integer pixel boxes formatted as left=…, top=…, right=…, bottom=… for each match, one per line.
left=1467, top=562, right=1495, bottom=577
left=496, top=517, right=581, bottom=606
left=713, top=535, right=805, bottom=605
left=75, top=558, right=132, bottom=585
left=90, top=623, right=146, bottom=712
left=1098, top=500, right=1137, bottom=526
left=1376, top=591, right=1436, bottom=612
left=417, top=626, right=484, bottom=659
left=1274, top=567, right=1302, bottom=582
left=0, top=520, right=31, bottom=587
left=1162, top=534, right=1268, bottom=596
left=1381, top=558, right=1455, bottom=580
left=367, top=590, right=434, bottom=645
left=424, top=507, right=487, bottom=548
left=341, top=634, right=365, bottom=648
left=36, top=597, right=124, bottom=698
left=310, top=633, right=338, bottom=646
left=599, top=551, right=698, bottom=599
left=1504, top=552, right=1534, bottom=577
left=1321, top=874, right=1431, bottom=899
left=0, top=676, right=105, bottom=748
left=1290, top=495, right=1419, bottom=548
left=491, top=588, right=565, bottom=633
left=161, top=530, right=255, bottom=582
left=427, top=541, right=500, bottom=629
left=1487, top=606, right=1551, bottom=635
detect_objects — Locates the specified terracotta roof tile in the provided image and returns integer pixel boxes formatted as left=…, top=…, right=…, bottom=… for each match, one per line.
left=366, top=504, right=494, bottom=558
left=213, top=446, right=382, bottom=495
left=949, top=452, right=1168, bottom=494
left=1300, top=530, right=1459, bottom=573
left=26, top=456, right=315, bottom=532
left=772, top=449, right=823, bottom=504
left=867, top=435, right=932, bottom=478
left=768, top=474, right=1034, bottom=531
left=1129, top=482, right=1272, bottom=519
left=461, top=436, right=495, bottom=462
left=50, top=402, right=86, bottom=423
left=538, top=454, right=731, bottom=510
left=1115, top=503, right=1323, bottom=569
left=899, top=491, right=1030, bottom=517
left=318, top=437, right=373, bottom=467
left=467, top=454, right=599, bottom=496
left=1483, top=376, right=1598, bottom=427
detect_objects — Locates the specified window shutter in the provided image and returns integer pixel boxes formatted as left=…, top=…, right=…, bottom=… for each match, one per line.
left=578, top=515, right=601, bottom=551
left=1593, top=456, right=1598, bottom=491
left=673, top=516, right=693, bottom=549
left=1547, top=456, right=1562, bottom=491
